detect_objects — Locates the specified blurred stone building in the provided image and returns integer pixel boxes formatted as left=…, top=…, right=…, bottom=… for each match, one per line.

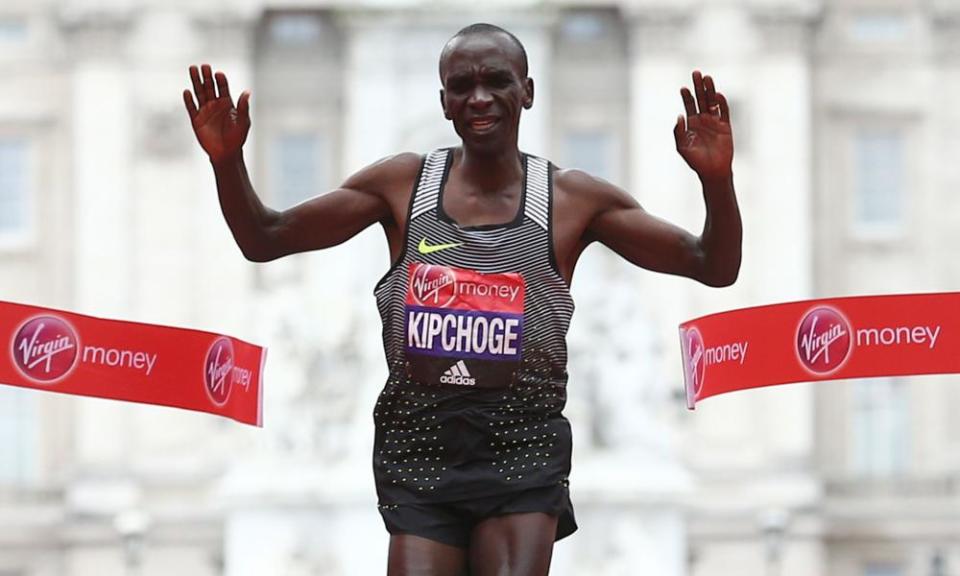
left=1, top=0, right=958, bottom=574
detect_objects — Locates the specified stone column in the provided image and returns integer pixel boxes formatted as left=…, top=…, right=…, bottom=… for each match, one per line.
left=931, top=0, right=960, bottom=476
left=66, top=8, right=135, bottom=320
left=63, top=2, right=137, bottom=472
left=932, top=3, right=960, bottom=288
left=552, top=8, right=697, bottom=576
left=745, top=2, right=818, bottom=467
left=625, top=4, right=698, bottom=406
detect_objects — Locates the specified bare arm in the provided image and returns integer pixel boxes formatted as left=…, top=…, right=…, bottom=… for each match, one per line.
left=184, top=64, right=416, bottom=262
left=575, top=171, right=741, bottom=287
left=574, top=70, right=741, bottom=287
left=209, top=151, right=418, bottom=262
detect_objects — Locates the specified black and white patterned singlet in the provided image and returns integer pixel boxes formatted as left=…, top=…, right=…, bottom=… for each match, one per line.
left=372, top=148, right=576, bottom=504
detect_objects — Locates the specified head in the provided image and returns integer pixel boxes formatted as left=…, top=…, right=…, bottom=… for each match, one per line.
left=439, top=24, right=534, bottom=152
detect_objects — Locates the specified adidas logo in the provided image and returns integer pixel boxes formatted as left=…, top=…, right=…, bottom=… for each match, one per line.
left=440, top=360, right=476, bottom=386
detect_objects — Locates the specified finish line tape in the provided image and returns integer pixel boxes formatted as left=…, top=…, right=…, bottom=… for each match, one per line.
left=679, top=292, right=960, bottom=409
left=1, top=300, right=266, bottom=426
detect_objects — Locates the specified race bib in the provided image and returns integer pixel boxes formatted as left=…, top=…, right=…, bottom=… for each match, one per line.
left=404, top=263, right=524, bottom=387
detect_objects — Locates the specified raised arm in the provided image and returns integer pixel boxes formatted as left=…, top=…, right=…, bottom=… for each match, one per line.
left=183, top=64, right=417, bottom=262
left=208, top=148, right=417, bottom=263
left=573, top=70, right=741, bottom=287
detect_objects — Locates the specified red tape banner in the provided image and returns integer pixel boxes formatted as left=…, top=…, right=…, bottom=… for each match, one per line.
left=1, top=300, right=266, bottom=426
left=679, top=292, right=960, bottom=409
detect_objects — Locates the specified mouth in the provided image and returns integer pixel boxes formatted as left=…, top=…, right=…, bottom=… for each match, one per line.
left=467, top=117, right=499, bottom=133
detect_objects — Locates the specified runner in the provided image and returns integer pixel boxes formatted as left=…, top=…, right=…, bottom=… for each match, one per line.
left=183, top=22, right=741, bottom=576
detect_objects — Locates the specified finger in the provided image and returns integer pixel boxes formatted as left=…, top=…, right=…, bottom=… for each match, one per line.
left=674, top=115, right=686, bottom=148
left=182, top=89, right=198, bottom=120
left=215, top=71, right=232, bottom=102
left=693, top=70, right=708, bottom=115
left=201, top=64, right=217, bottom=102
left=681, top=87, right=697, bottom=118
left=717, top=93, right=731, bottom=123
left=704, top=75, right=719, bottom=115
left=189, top=65, right=205, bottom=106
left=237, top=90, right=251, bottom=121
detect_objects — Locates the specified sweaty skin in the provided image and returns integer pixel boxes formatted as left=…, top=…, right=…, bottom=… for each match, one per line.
left=185, top=27, right=740, bottom=576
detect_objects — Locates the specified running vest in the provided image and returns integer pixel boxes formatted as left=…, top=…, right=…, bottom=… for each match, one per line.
left=372, top=148, right=575, bottom=502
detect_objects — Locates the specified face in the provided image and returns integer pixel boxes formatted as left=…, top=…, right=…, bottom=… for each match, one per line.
left=439, top=33, right=533, bottom=151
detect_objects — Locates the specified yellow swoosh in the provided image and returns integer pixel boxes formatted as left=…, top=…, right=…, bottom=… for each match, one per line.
left=418, top=238, right=463, bottom=254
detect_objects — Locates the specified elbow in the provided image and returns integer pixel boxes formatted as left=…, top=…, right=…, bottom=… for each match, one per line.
left=693, top=239, right=741, bottom=287
left=242, top=250, right=270, bottom=263
left=697, top=258, right=740, bottom=288
left=238, top=221, right=284, bottom=262
left=689, top=236, right=741, bottom=287
left=239, top=242, right=278, bottom=263
left=703, top=270, right=739, bottom=288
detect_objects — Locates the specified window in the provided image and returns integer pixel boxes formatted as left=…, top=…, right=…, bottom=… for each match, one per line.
left=0, top=389, right=37, bottom=485
left=560, top=12, right=610, bottom=42
left=0, top=17, right=27, bottom=43
left=268, top=14, right=324, bottom=46
left=0, top=137, right=31, bottom=244
left=851, top=378, right=908, bottom=477
left=848, top=14, right=908, bottom=44
left=864, top=564, right=902, bottom=576
left=853, top=129, right=903, bottom=232
left=726, top=98, right=748, bottom=154
left=564, top=130, right=615, bottom=182
left=272, top=133, right=328, bottom=208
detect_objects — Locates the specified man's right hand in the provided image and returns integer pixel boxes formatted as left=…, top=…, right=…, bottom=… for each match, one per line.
left=183, top=64, right=250, bottom=164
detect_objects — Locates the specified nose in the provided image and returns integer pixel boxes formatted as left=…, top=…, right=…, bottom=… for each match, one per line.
left=468, top=85, right=493, bottom=109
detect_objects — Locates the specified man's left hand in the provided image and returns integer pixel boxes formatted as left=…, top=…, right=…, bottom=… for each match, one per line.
left=674, top=70, right=734, bottom=183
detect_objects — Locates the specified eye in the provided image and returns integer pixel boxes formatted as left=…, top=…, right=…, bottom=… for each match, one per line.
left=489, top=75, right=512, bottom=88
left=447, top=78, right=471, bottom=93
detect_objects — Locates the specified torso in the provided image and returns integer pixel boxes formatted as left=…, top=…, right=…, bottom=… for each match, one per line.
left=443, top=154, right=523, bottom=228
left=379, top=148, right=596, bottom=287
left=371, top=148, right=575, bottom=503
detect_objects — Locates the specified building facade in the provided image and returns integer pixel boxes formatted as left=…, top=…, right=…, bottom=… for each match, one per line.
left=0, top=0, right=958, bottom=574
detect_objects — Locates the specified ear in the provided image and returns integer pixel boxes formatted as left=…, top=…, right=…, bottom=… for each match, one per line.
left=440, top=88, right=451, bottom=119
left=523, top=78, right=534, bottom=110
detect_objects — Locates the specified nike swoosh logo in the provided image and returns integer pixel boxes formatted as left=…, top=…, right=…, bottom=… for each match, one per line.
left=418, top=238, right=463, bottom=254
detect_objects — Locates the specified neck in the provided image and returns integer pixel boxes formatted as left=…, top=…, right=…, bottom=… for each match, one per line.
left=458, top=142, right=523, bottom=193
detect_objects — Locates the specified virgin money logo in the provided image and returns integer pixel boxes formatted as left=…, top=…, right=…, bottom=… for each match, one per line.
left=11, top=316, right=80, bottom=383
left=682, top=327, right=706, bottom=396
left=796, top=306, right=851, bottom=375
left=204, top=337, right=234, bottom=406
left=410, top=264, right=456, bottom=307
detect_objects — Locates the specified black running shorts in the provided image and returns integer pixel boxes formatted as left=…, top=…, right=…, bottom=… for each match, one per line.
left=378, top=483, right=578, bottom=548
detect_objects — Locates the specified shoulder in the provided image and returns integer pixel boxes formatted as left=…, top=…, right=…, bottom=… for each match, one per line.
left=553, top=166, right=603, bottom=194
left=551, top=166, right=634, bottom=213
left=343, top=152, right=425, bottom=193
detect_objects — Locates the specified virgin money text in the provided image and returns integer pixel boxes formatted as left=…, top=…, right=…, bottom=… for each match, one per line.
left=856, top=324, right=941, bottom=349
left=82, top=346, right=157, bottom=375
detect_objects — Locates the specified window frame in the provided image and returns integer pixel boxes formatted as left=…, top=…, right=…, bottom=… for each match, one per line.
left=842, top=114, right=917, bottom=243
left=0, top=388, right=39, bottom=486
left=0, top=129, right=38, bottom=251
left=849, top=377, right=910, bottom=478
left=560, top=125, right=622, bottom=186
left=270, top=130, right=330, bottom=210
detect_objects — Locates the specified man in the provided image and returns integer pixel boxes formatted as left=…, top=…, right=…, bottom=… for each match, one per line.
left=184, top=22, right=740, bottom=576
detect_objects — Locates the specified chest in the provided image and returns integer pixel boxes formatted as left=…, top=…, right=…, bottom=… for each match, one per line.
left=440, top=173, right=523, bottom=229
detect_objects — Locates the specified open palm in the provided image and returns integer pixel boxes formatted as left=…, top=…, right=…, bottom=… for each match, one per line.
left=674, top=71, right=734, bottom=181
left=183, top=64, right=251, bottom=164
